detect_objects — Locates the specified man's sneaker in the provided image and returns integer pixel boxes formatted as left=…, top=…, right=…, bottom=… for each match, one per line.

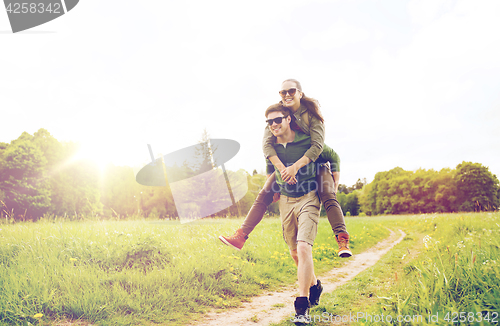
left=218, top=228, right=248, bottom=251
left=335, top=233, right=353, bottom=258
left=293, top=297, right=310, bottom=324
left=309, top=279, right=323, bottom=306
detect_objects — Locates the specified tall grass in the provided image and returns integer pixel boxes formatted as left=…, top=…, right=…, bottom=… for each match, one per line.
left=0, top=216, right=387, bottom=325
left=373, top=212, right=500, bottom=325
left=268, top=213, right=499, bottom=326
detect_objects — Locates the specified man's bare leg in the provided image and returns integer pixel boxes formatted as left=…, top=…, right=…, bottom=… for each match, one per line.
left=292, top=241, right=317, bottom=296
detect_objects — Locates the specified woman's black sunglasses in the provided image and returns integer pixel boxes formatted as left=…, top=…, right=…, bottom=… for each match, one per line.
left=279, top=88, right=299, bottom=97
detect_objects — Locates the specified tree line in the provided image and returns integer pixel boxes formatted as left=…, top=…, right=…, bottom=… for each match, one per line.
left=337, top=163, right=499, bottom=216
left=0, top=129, right=268, bottom=221
left=1, top=129, right=498, bottom=221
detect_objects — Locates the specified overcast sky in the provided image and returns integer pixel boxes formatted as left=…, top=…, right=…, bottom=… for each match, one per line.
left=1, top=0, right=499, bottom=187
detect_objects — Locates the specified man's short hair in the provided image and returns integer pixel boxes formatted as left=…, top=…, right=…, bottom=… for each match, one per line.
left=265, top=103, right=292, bottom=118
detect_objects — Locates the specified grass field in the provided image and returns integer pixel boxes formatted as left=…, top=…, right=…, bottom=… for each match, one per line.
left=1, top=213, right=499, bottom=325
left=0, top=215, right=388, bottom=325
left=271, top=212, right=500, bottom=326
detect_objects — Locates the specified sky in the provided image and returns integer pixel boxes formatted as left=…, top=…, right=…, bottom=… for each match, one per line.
left=1, top=0, right=499, bottom=187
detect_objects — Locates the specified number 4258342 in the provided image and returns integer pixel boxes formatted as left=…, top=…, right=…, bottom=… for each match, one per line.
left=5, top=3, right=62, bottom=14
left=443, top=311, right=498, bottom=323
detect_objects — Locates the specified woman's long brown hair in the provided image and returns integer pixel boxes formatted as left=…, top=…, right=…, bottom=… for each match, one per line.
left=282, top=78, right=324, bottom=124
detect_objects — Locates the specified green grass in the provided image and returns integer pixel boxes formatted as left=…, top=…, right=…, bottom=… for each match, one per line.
left=271, top=212, right=500, bottom=326
left=5, top=213, right=497, bottom=326
left=0, top=216, right=387, bottom=326
left=374, top=212, right=500, bottom=325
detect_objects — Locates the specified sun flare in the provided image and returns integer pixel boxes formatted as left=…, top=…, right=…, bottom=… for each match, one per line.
left=71, top=142, right=112, bottom=176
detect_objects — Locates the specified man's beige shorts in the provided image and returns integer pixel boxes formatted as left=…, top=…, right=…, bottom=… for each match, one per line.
left=279, top=190, right=320, bottom=251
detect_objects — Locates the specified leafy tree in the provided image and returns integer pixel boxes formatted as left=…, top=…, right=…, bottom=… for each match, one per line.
left=360, top=167, right=408, bottom=215
left=339, top=178, right=367, bottom=195
left=139, top=186, right=176, bottom=218
left=0, top=129, right=105, bottom=219
left=433, top=168, right=457, bottom=212
left=338, top=184, right=349, bottom=194
left=33, top=128, right=64, bottom=166
left=0, top=134, right=51, bottom=219
left=345, top=191, right=360, bottom=216
left=338, top=190, right=361, bottom=216
left=337, top=192, right=347, bottom=213
left=54, top=156, right=103, bottom=217
left=49, top=139, right=103, bottom=217
left=455, top=161, right=499, bottom=211
left=358, top=182, right=373, bottom=215
left=359, top=163, right=499, bottom=215
left=39, top=130, right=99, bottom=214
left=360, top=167, right=444, bottom=215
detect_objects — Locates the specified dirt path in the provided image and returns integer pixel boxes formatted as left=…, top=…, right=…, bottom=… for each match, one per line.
left=191, top=229, right=406, bottom=326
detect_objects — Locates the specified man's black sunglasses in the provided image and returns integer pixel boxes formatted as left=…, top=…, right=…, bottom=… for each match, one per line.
left=266, top=115, right=288, bottom=126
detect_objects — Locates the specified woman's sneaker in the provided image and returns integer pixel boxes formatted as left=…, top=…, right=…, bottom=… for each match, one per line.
left=218, top=228, right=248, bottom=251
left=309, top=279, right=323, bottom=306
left=293, top=297, right=310, bottom=324
left=335, top=233, right=352, bottom=258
